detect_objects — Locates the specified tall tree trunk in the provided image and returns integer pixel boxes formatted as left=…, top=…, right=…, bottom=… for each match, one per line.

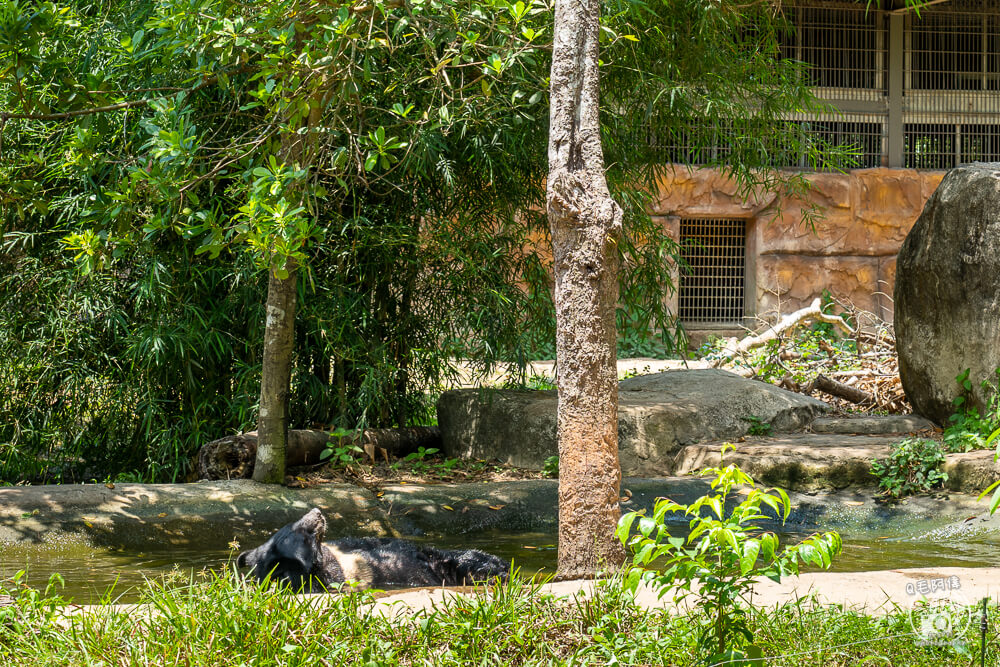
left=252, top=98, right=321, bottom=483
left=547, top=0, right=626, bottom=577
left=252, top=259, right=298, bottom=483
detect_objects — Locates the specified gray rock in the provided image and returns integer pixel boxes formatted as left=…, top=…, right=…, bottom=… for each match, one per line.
left=672, top=434, right=899, bottom=491
left=438, top=369, right=830, bottom=475
left=895, top=163, right=1000, bottom=425
left=943, top=449, right=1000, bottom=494
left=810, top=414, right=936, bottom=435
left=0, top=480, right=383, bottom=550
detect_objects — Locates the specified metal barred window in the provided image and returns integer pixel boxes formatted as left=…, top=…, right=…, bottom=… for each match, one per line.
left=652, top=0, right=1000, bottom=171
left=781, top=2, right=887, bottom=92
left=678, top=219, right=747, bottom=325
left=904, top=2, right=1000, bottom=168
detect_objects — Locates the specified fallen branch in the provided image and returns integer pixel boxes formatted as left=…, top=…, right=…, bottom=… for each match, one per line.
left=809, top=374, right=875, bottom=406
left=713, top=298, right=855, bottom=366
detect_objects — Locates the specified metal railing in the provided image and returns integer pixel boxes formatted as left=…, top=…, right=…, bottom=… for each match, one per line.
left=656, top=0, right=1000, bottom=171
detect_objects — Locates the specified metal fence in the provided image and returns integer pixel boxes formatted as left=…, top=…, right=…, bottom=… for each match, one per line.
left=657, top=0, right=1000, bottom=171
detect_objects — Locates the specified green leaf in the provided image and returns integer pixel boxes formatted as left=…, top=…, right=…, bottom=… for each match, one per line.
left=740, top=539, right=760, bottom=575
left=717, top=528, right=738, bottom=552
left=707, top=496, right=724, bottom=519
left=759, top=533, right=776, bottom=562
left=616, top=512, right=638, bottom=544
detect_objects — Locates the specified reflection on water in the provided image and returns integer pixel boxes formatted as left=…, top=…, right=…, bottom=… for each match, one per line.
left=2, top=526, right=999, bottom=604
left=0, top=531, right=560, bottom=604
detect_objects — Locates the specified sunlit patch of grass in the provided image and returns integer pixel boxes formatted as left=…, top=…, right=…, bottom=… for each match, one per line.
left=0, top=569, right=994, bottom=666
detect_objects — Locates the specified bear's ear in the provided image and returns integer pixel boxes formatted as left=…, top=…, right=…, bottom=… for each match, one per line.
left=236, top=551, right=249, bottom=568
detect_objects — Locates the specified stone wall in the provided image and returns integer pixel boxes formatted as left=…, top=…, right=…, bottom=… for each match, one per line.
left=651, top=167, right=945, bottom=327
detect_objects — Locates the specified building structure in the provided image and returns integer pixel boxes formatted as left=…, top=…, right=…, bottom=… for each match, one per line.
left=662, top=0, right=997, bottom=336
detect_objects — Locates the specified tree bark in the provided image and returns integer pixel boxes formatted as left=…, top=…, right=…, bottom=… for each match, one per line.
left=252, top=259, right=298, bottom=483
left=810, top=374, right=875, bottom=406
left=547, top=0, right=626, bottom=577
left=252, top=96, right=321, bottom=484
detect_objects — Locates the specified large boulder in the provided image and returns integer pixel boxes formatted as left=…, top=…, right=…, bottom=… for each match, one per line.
left=895, top=163, right=1000, bottom=425
left=437, top=369, right=829, bottom=475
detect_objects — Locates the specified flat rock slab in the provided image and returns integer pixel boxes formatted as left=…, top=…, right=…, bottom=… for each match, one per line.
left=944, top=449, right=1000, bottom=494
left=810, top=414, right=936, bottom=435
left=438, top=369, right=830, bottom=475
left=0, top=481, right=386, bottom=549
left=673, top=434, right=901, bottom=491
left=675, top=435, right=1000, bottom=494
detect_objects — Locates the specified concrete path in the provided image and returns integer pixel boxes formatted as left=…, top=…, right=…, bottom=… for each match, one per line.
left=370, top=566, right=1000, bottom=617
left=450, top=357, right=709, bottom=387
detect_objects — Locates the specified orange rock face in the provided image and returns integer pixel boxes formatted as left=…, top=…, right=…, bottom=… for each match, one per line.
left=653, top=166, right=945, bottom=325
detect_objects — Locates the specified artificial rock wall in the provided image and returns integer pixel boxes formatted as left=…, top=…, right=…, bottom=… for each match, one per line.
left=652, top=167, right=946, bottom=327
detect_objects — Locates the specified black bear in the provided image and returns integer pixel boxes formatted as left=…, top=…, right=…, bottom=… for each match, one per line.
left=236, top=508, right=511, bottom=592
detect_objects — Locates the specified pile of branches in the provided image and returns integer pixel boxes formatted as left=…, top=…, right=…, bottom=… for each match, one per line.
left=710, top=298, right=910, bottom=414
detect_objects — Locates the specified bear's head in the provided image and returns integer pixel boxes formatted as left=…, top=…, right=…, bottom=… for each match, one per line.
left=236, top=507, right=332, bottom=592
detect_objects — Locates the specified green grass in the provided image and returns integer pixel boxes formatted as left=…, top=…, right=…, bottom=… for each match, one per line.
left=0, top=568, right=994, bottom=666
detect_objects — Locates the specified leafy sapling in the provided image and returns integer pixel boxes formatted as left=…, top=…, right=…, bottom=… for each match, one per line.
left=616, top=446, right=841, bottom=667
left=320, top=428, right=363, bottom=468
left=542, top=455, right=559, bottom=478
left=409, top=448, right=436, bottom=473
left=741, top=415, right=772, bottom=437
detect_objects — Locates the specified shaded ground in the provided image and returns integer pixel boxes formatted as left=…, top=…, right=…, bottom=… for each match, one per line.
left=285, top=455, right=548, bottom=491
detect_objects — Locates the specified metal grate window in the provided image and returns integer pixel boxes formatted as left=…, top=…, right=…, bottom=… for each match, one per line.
left=648, top=1, right=1000, bottom=171
left=787, top=117, right=885, bottom=169
left=908, top=5, right=1000, bottom=91
left=903, top=123, right=956, bottom=169
left=781, top=3, right=887, bottom=92
left=904, top=122, right=1000, bottom=168
left=903, top=1, right=1000, bottom=169
left=678, top=218, right=746, bottom=324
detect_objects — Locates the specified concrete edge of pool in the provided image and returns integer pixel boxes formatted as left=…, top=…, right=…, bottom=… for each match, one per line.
left=2, top=478, right=1000, bottom=551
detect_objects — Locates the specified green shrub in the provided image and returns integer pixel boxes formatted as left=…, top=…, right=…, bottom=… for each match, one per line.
left=943, top=368, right=1000, bottom=452
left=542, top=455, right=559, bottom=479
left=616, top=448, right=841, bottom=666
left=870, top=438, right=948, bottom=498
left=742, top=415, right=772, bottom=437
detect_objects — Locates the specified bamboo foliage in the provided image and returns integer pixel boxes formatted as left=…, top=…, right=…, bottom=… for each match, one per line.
left=0, top=0, right=852, bottom=482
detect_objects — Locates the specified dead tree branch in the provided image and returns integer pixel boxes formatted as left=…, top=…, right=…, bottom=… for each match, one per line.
left=713, top=297, right=855, bottom=367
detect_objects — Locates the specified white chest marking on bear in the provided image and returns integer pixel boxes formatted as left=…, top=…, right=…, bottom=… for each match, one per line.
left=327, top=546, right=374, bottom=587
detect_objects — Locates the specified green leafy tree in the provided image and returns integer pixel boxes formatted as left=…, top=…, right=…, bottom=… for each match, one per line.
left=617, top=453, right=842, bottom=665
left=1, top=0, right=851, bottom=483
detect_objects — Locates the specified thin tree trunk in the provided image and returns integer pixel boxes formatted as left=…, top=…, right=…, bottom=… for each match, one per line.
left=253, top=259, right=298, bottom=483
left=252, top=97, right=321, bottom=484
left=547, top=0, right=626, bottom=577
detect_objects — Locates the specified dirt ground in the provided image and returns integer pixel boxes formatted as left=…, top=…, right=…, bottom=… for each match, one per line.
left=285, top=455, right=549, bottom=491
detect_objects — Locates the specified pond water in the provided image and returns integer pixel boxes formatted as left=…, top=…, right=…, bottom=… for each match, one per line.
left=3, top=524, right=999, bottom=603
